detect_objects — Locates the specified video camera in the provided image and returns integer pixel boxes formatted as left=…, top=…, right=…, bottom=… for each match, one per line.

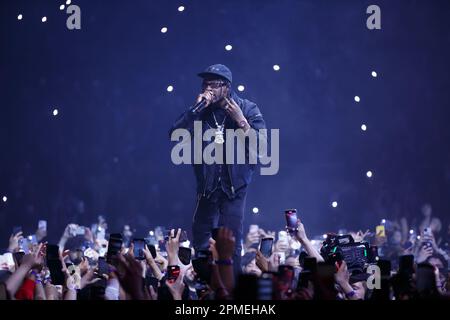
left=320, top=234, right=378, bottom=272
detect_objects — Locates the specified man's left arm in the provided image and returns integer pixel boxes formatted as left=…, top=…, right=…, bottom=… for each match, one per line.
left=223, top=97, right=266, bottom=133
left=223, top=97, right=267, bottom=161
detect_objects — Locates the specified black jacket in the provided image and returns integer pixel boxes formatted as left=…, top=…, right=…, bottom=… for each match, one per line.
left=170, top=91, right=266, bottom=199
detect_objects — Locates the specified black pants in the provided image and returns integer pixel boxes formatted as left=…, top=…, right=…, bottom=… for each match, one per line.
left=192, top=188, right=247, bottom=275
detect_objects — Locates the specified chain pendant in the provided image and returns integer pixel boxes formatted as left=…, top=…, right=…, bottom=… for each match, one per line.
left=215, top=126, right=225, bottom=144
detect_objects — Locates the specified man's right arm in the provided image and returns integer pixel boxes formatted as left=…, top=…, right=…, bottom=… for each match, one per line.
left=169, top=91, right=214, bottom=138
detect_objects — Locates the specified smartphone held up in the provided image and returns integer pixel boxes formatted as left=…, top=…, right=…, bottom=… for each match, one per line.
left=284, top=209, right=299, bottom=235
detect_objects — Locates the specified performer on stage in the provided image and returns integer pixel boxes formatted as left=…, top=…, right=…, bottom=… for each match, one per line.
left=170, top=64, right=266, bottom=274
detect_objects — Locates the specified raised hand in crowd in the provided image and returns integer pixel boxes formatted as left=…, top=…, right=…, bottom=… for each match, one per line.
left=7, top=232, right=23, bottom=253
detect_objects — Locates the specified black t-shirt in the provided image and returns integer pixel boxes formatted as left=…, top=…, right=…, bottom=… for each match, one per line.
left=204, top=107, right=232, bottom=196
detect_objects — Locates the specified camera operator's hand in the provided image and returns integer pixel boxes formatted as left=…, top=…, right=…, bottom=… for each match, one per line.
left=334, top=261, right=360, bottom=300
left=8, top=231, right=23, bottom=253
left=334, top=261, right=350, bottom=285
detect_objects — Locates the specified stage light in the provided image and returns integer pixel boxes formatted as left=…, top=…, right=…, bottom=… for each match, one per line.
left=18, top=14, right=23, bottom=20
left=66, top=0, right=71, bottom=5
left=417, top=235, right=421, bottom=240
left=252, top=207, right=259, bottom=214
left=149, top=231, right=154, bottom=236
left=273, top=65, right=280, bottom=71
left=225, top=44, right=233, bottom=51
left=60, top=5, right=65, bottom=10
left=167, top=85, right=174, bottom=92
left=178, top=6, right=185, bottom=12
left=354, top=96, right=360, bottom=103
left=237, top=85, right=245, bottom=92
left=161, top=27, right=168, bottom=33
left=381, top=219, right=386, bottom=224
left=53, top=109, right=59, bottom=116
left=322, top=234, right=328, bottom=239
left=332, top=201, right=338, bottom=208
left=42, top=16, right=47, bottom=23
left=371, top=71, right=378, bottom=78
left=409, top=229, right=414, bottom=234
left=366, top=170, right=373, bottom=178
left=361, top=124, right=367, bottom=131
left=2, top=196, right=6, bottom=203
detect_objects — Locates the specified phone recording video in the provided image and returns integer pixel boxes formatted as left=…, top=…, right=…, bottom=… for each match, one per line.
left=167, top=265, right=180, bottom=283
left=178, top=246, right=192, bottom=265
left=97, top=257, right=109, bottom=278
left=132, top=238, right=146, bottom=260
left=284, top=209, right=298, bottom=234
left=192, top=250, right=212, bottom=283
left=145, top=244, right=157, bottom=259
left=259, top=237, right=274, bottom=258
left=106, top=233, right=123, bottom=265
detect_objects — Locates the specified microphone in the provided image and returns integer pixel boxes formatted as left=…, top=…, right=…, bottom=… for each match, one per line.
left=190, top=98, right=208, bottom=114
